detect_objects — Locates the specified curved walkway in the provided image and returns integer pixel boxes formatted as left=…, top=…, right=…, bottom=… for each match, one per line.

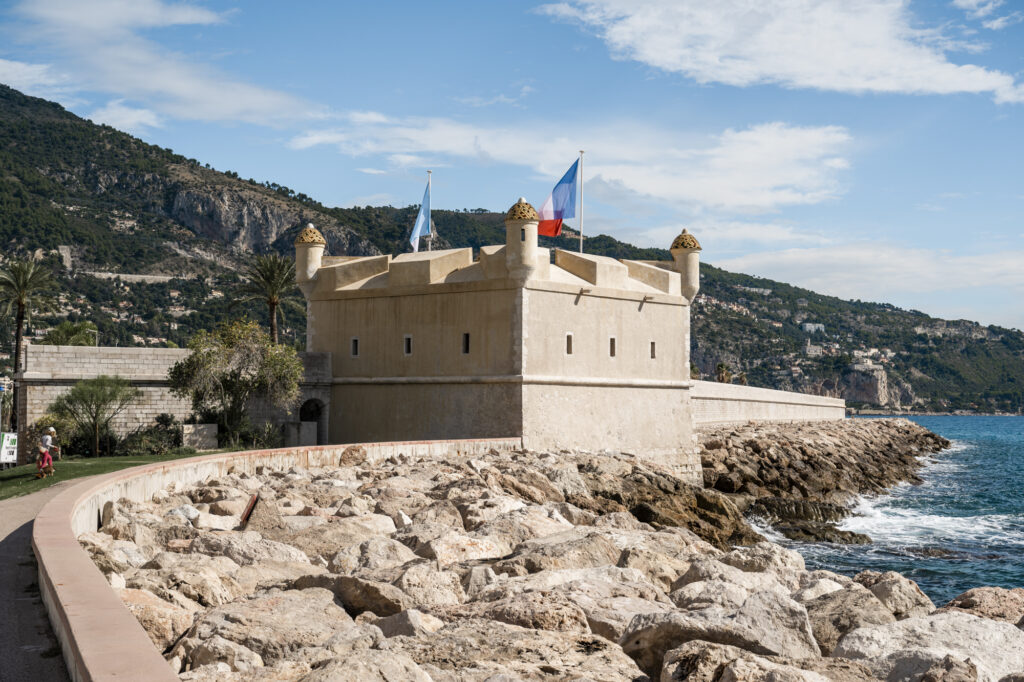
left=0, top=484, right=75, bottom=682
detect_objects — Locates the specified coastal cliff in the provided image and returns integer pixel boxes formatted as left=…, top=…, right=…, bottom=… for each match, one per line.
left=699, top=418, right=950, bottom=543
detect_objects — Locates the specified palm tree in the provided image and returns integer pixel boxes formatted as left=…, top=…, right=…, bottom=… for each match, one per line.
left=236, top=254, right=302, bottom=344
left=40, top=320, right=98, bottom=346
left=0, top=259, right=55, bottom=373
left=715, top=362, right=733, bottom=384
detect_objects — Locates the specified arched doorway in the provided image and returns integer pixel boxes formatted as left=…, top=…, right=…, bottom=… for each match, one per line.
left=298, top=398, right=328, bottom=445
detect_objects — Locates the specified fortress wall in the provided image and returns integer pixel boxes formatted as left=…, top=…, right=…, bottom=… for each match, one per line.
left=521, top=381, right=701, bottom=484
left=14, top=345, right=331, bottom=462
left=691, top=380, right=845, bottom=427
left=32, top=437, right=522, bottom=682
left=329, top=381, right=522, bottom=444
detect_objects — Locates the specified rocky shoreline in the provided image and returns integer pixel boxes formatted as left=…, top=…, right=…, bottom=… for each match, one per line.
left=699, top=418, right=950, bottom=543
left=77, top=420, right=1024, bottom=681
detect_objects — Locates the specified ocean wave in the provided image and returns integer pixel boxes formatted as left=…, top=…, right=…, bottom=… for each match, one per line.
left=838, top=498, right=1022, bottom=547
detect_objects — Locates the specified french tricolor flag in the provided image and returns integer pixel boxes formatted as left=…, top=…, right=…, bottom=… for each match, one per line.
left=538, top=159, right=579, bottom=237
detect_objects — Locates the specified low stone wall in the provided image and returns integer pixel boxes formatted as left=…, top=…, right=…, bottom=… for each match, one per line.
left=32, top=437, right=522, bottom=682
left=691, top=380, right=845, bottom=427
left=14, top=345, right=331, bottom=463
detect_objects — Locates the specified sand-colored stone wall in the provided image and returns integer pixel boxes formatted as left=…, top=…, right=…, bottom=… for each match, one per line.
left=14, top=345, right=332, bottom=463
left=691, top=380, right=845, bottom=427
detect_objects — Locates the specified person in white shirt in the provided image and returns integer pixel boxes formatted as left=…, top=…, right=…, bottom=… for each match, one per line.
left=40, top=426, right=56, bottom=457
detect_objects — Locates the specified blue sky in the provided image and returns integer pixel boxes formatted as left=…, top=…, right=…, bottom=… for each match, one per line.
left=1, top=0, right=1023, bottom=329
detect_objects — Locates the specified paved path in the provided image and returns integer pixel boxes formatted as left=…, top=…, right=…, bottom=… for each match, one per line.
left=0, top=483, right=78, bottom=682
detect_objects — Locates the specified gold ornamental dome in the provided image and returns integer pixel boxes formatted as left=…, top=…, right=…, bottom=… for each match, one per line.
left=294, top=223, right=327, bottom=246
left=505, top=197, right=539, bottom=222
left=670, top=229, right=701, bottom=251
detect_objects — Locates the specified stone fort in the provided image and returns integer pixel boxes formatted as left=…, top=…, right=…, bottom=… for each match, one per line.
left=15, top=198, right=844, bottom=477
left=294, top=198, right=843, bottom=483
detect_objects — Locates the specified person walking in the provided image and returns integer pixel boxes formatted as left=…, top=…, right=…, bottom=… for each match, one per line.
left=37, top=426, right=57, bottom=477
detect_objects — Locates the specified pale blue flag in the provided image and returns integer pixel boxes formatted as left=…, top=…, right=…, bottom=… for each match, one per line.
left=410, top=178, right=431, bottom=252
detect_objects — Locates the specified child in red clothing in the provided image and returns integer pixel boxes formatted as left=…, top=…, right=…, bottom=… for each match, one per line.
left=36, top=446, right=54, bottom=478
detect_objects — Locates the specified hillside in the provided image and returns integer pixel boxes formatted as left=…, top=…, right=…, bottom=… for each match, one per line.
left=1, top=84, right=1022, bottom=412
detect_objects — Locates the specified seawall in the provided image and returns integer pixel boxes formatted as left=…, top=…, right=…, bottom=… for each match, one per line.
left=691, top=380, right=845, bottom=427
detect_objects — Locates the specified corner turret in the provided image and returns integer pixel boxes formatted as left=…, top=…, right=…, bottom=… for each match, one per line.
left=295, top=223, right=326, bottom=298
left=670, top=229, right=701, bottom=303
left=504, top=198, right=539, bottom=282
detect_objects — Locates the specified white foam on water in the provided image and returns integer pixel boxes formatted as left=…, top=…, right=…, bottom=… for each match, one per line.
left=838, top=495, right=1020, bottom=547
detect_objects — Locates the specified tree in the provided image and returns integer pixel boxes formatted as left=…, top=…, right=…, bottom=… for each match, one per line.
left=169, top=320, right=304, bottom=444
left=0, top=259, right=55, bottom=373
left=50, top=376, right=141, bottom=457
left=715, top=362, right=733, bottom=383
left=236, top=254, right=302, bottom=344
left=39, top=320, right=98, bottom=346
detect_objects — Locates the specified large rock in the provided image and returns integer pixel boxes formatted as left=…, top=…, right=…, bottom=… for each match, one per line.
left=833, top=611, right=1024, bottom=682
left=661, top=640, right=876, bottom=682
left=374, top=609, right=444, bottom=638
left=387, top=618, right=645, bottom=679
left=395, top=562, right=466, bottom=606
left=621, top=588, right=820, bottom=676
left=719, top=541, right=805, bottom=573
left=328, top=537, right=417, bottom=574
left=804, top=584, right=895, bottom=655
left=415, top=529, right=509, bottom=567
left=297, top=651, right=432, bottom=682
left=493, top=528, right=622, bottom=575
left=855, top=570, right=935, bottom=620
left=936, top=587, right=1024, bottom=624
left=279, top=514, right=397, bottom=560
left=126, top=562, right=243, bottom=610
left=190, top=531, right=309, bottom=566
left=118, top=588, right=194, bottom=650
left=189, top=635, right=264, bottom=673
left=433, top=590, right=591, bottom=634
left=673, top=558, right=791, bottom=594
left=182, top=588, right=353, bottom=666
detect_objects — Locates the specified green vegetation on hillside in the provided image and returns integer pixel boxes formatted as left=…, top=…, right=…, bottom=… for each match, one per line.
left=1, top=83, right=1021, bottom=412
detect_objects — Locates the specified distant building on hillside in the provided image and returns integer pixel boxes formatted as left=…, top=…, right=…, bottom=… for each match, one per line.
left=801, top=322, right=825, bottom=333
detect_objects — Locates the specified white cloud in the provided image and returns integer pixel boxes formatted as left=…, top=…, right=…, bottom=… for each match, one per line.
left=88, top=99, right=162, bottom=133
left=13, top=0, right=319, bottom=125
left=540, top=0, right=1024, bottom=103
left=456, top=85, right=535, bottom=107
left=356, top=168, right=387, bottom=175
left=291, top=117, right=852, bottom=214
left=952, top=0, right=1004, bottom=19
left=619, top=218, right=833, bottom=251
left=0, top=58, right=76, bottom=101
left=982, top=11, right=1024, bottom=29
left=716, top=243, right=1024, bottom=302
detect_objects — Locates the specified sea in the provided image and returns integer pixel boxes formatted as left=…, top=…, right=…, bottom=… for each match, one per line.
left=764, top=416, right=1024, bottom=605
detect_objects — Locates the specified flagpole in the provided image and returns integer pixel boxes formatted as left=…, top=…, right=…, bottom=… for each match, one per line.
left=426, top=170, right=432, bottom=252
left=578, top=150, right=584, bottom=253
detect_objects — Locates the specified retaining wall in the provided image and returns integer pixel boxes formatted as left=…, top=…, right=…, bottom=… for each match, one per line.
left=14, top=345, right=331, bottom=463
left=33, top=437, right=522, bottom=682
left=691, top=380, right=845, bottom=427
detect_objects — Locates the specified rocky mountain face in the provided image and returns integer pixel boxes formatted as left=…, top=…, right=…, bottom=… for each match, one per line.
left=838, top=366, right=917, bottom=410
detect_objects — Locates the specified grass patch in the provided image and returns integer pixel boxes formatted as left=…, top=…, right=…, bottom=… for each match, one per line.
left=0, top=450, right=217, bottom=501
